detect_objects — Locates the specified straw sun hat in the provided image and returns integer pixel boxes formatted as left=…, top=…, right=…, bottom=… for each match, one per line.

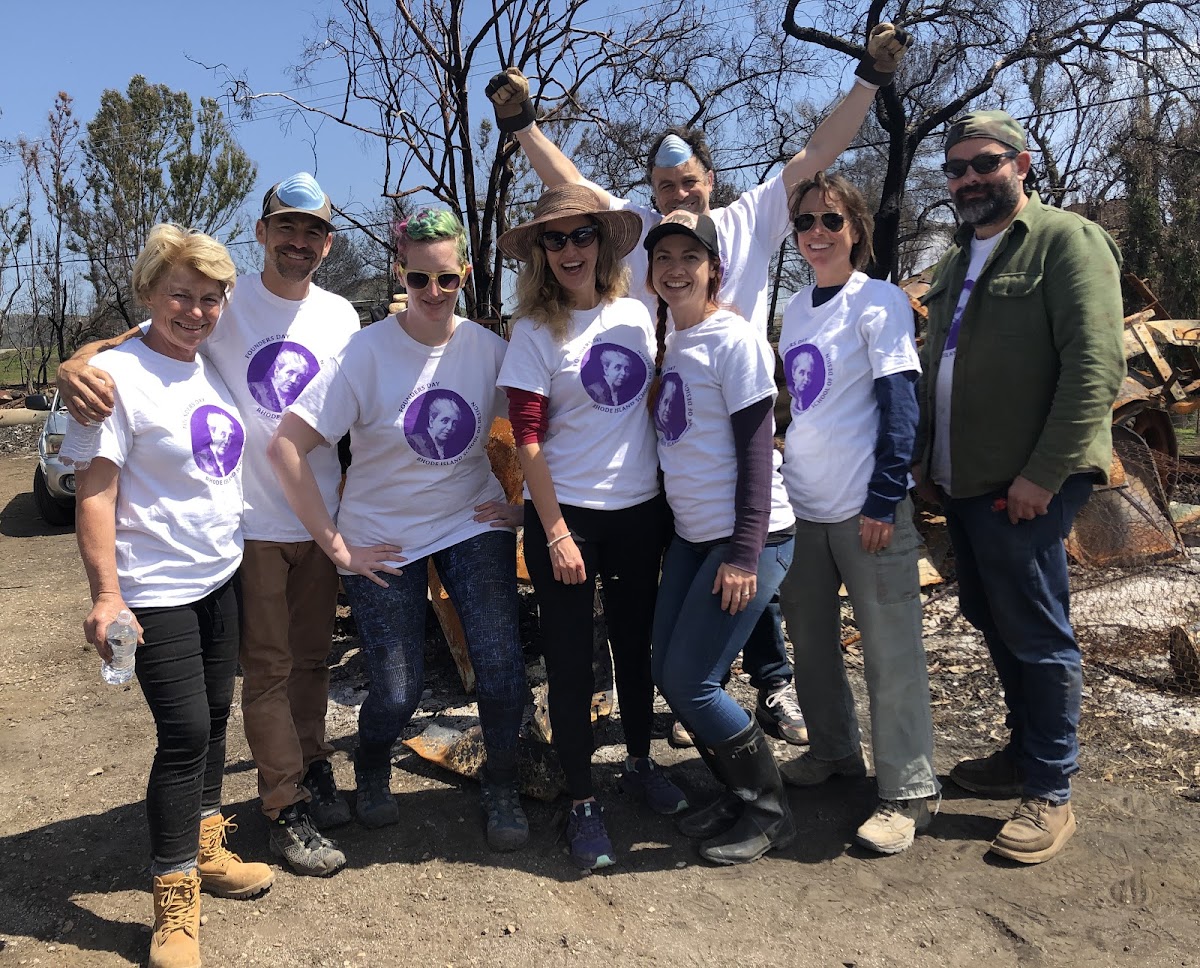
left=497, top=184, right=642, bottom=262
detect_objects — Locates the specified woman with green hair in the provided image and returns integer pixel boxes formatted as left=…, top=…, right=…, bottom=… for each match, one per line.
left=269, top=207, right=530, bottom=851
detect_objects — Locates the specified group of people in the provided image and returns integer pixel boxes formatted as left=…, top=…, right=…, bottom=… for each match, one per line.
left=56, top=21, right=1127, bottom=968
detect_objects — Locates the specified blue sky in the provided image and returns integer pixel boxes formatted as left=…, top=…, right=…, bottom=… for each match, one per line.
left=0, top=0, right=409, bottom=244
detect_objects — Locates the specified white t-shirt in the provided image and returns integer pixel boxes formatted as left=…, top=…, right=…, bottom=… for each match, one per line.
left=289, top=316, right=510, bottom=570
left=654, top=309, right=795, bottom=542
left=779, top=273, right=921, bottom=523
left=497, top=298, right=659, bottom=510
left=60, top=340, right=245, bottom=607
left=932, top=233, right=1004, bottom=493
left=201, top=273, right=360, bottom=541
left=611, top=173, right=793, bottom=337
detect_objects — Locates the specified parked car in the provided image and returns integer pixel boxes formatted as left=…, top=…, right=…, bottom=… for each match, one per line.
left=25, top=392, right=76, bottom=527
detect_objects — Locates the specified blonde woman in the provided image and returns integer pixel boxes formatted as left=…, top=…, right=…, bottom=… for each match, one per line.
left=497, top=185, right=687, bottom=870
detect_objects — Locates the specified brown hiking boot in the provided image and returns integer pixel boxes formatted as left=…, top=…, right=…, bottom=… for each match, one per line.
left=149, top=870, right=201, bottom=968
left=989, top=798, right=1076, bottom=864
left=949, top=748, right=1023, bottom=798
left=197, top=813, right=274, bottom=900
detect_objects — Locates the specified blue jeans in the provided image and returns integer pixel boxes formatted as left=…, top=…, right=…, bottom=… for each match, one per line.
left=740, top=603, right=793, bottom=690
left=943, top=474, right=1094, bottom=803
left=652, top=534, right=795, bottom=746
left=342, top=530, right=526, bottom=768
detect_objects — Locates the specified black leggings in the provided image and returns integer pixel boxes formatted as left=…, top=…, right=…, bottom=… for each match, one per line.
left=524, top=496, right=668, bottom=800
left=133, top=580, right=238, bottom=872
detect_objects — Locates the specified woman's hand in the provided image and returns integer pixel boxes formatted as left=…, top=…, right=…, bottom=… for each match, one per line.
left=859, top=516, right=895, bottom=554
left=84, top=594, right=143, bottom=661
left=474, top=500, right=522, bottom=529
left=713, top=562, right=757, bottom=615
left=549, top=534, right=587, bottom=585
left=337, top=543, right=406, bottom=589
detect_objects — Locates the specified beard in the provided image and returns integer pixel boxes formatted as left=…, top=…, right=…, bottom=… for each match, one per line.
left=953, top=176, right=1023, bottom=227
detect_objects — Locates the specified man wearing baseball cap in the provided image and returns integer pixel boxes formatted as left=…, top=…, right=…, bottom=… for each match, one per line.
left=486, top=27, right=913, bottom=750
left=58, top=172, right=362, bottom=877
left=915, top=110, right=1125, bottom=863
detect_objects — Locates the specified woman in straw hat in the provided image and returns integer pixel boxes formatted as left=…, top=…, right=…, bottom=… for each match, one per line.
left=497, top=184, right=688, bottom=870
left=269, top=208, right=530, bottom=853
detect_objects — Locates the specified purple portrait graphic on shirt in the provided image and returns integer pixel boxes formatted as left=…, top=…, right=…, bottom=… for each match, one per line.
left=784, top=343, right=828, bottom=413
left=403, top=389, right=477, bottom=462
left=246, top=341, right=320, bottom=412
left=654, top=373, right=688, bottom=443
left=580, top=342, right=648, bottom=408
left=190, top=405, right=244, bottom=479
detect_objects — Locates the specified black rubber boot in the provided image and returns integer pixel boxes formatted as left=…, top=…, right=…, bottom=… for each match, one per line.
left=699, top=721, right=796, bottom=865
left=678, top=739, right=743, bottom=839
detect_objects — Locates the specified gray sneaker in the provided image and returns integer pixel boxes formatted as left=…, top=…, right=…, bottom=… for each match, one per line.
left=303, top=759, right=352, bottom=829
left=755, top=683, right=810, bottom=746
left=780, top=749, right=867, bottom=788
left=353, top=757, right=400, bottom=828
left=269, top=805, right=346, bottom=877
left=480, top=776, right=529, bottom=852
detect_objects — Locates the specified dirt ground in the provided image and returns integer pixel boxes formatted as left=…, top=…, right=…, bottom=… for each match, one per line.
left=2, top=440, right=1200, bottom=968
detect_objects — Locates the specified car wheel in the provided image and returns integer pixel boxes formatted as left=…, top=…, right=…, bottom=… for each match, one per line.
left=33, top=464, right=75, bottom=527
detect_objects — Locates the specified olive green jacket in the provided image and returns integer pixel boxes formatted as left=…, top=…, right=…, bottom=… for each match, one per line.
left=916, top=193, right=1125, bottom=498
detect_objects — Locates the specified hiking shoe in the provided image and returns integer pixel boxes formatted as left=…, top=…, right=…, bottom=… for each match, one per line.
left=353, top=757, right=400, bottom=829
left=303, top=759, right=352, bottom=829
left=669, top=719, right=696, bottom=748
left=950, top=748, right=1023, bottom=798
left=989, top=798, right=1076, bottom=864
left=149, top=869, right=201, bottom=968
left=269, top=805, right=346, bottom=877
left=620, top=757, right=689, bottom=815
left=566, top=801, right=616, bottom=870
left=480, top=775, right=529, bottom=852
left=855, top=798, right=934, bottom=855
left=755, top=683, right=810, bottom=746
left=197, top=813, right=274, bottom=899
left=780, top=749, right=867, bottom=788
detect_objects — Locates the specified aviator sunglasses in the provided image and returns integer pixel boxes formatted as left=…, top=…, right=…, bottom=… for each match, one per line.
left=538, top=225, right=599, bottom=251
left=793, top=211, right=846, bottom=234
left=400, top=267, right=466, bottom=291
left=940, top=149, right=1019, bottom=179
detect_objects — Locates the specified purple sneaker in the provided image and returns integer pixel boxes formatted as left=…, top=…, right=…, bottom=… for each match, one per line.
left=620, top=757, right=689, bottom=815
left=566, top=801, right=616, bottom=870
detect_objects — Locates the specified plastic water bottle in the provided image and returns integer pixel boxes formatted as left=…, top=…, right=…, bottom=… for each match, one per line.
left=101, top=610, right=138, bottom=685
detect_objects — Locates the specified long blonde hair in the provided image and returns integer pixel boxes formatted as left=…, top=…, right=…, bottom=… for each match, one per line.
left=512, top=220, right=631, bottom=342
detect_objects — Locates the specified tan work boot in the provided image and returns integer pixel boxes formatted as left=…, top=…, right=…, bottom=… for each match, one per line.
left=149, top=869, right=201, bottom=968
left=989, top=797, right=1076, bottom=864
left=197, top=813, right=274, bottom=899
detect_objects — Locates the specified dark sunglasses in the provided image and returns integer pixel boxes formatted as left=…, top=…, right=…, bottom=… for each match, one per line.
left=793, top=211, right=846, bottom=234
left=941, top=150, right=1019, bottom=179
left=538, top=225, right=599, bottom=251
left=401, top=268, right=465, bottom=291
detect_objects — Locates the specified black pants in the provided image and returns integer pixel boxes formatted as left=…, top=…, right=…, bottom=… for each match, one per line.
left=524, top=496, right=668, bottom=800
left=133, top=580, right=239, bottom=872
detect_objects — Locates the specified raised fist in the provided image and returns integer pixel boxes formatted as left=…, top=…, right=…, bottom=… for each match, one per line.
left=854, top=23, right=913, bottom=87
left=485, top=68, right=535, bottom=133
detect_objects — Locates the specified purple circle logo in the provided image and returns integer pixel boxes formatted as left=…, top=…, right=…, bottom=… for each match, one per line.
left=246, top=341, right=320, bottom=412
left=403, top=389, right=476, bottom=462
left=784, top=343, right=827, bottom=413
left=190, top=405, right=244, bottom=478
left=580, top=342, right=648, bottom=408
left=654, top=372, right=688, bottom=443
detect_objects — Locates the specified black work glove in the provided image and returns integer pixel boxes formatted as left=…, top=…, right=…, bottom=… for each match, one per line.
left=854, top=23, right=913, bottom=87
left=485, top=68, right=536, bottom=133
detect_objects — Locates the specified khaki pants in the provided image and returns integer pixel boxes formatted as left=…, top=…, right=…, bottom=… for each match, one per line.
left=239, top=539, right=338, bottom=819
